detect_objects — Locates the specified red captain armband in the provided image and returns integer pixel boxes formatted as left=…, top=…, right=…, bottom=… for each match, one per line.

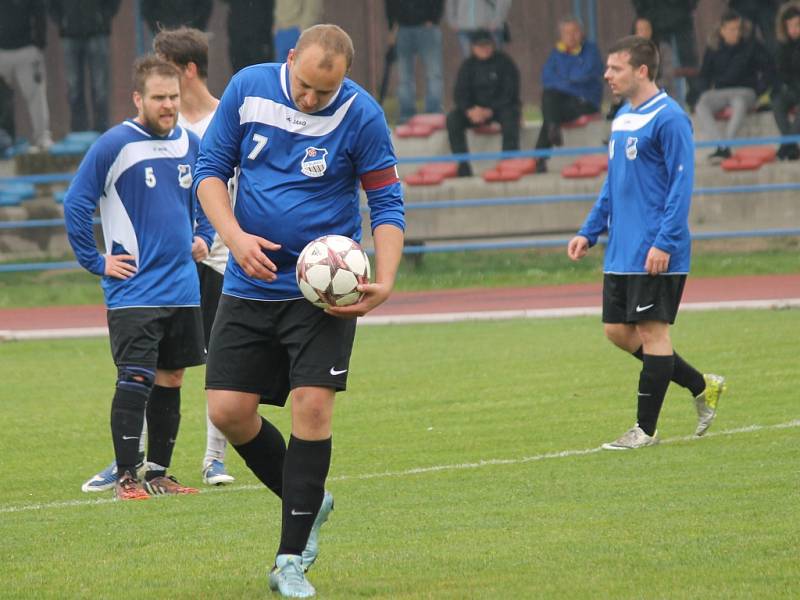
left=360, top=166, right=400, bottom=191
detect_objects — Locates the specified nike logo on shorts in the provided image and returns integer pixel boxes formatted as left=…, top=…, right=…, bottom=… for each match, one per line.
left=635, top=303, right=655, bottom=312
left=329, top=367, right=347, bottom=376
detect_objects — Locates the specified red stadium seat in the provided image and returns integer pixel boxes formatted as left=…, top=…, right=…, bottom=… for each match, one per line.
left=562, top=113, right=601, bottom=129
left=496, top=157, right=537, bottom=174
left=404, top=171, right=446, bottom=185
left=473, top=122, right=502, bottom=135
left=418, top=161, right=459, bottom=178
left=561, top=163, right=603, bottom=178
left=408, top=113, right=446, bottom=131
left=733, top=146, right=776, bottom=164
left=721, top=156, right=763, bottom=171
left=482, top=167, right=522, bottom=182
left=574, top=154, right=608, bottom=170
left=395, top=123, right=435, bottom=138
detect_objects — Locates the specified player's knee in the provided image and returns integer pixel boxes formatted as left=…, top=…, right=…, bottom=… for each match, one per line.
left=207, top=396, right=245, bottom=434
left=155, top=368, right=184, bottom=388
left=292, top=389, right=333, bottom=432
left=116, top=365, right=155, bottom=397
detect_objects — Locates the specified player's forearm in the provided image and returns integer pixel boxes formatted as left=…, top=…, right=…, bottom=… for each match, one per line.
left=197, top=177, right=242, bottom=248
left=372, top=223, right=404, bottom=290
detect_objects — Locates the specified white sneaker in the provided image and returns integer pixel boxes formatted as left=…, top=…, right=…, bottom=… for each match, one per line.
left=202, top=459, right=235, bottom=485
left=602, top=425, right=659, bottom=450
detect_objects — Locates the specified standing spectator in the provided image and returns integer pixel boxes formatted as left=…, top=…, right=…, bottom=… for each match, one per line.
left=273, top=0, right=323, bottom=62
left=141, top=0, right=213, bottom=33
left=772, top=1, right=800, bottom=160
left=446, top=0, right=512, bottom=57
left=224, top=0, right=275, bottom=74
left=64, top=55, right=211, bottom=500
left=0, top=0, right=52, bottom=152
left=446, top=29, right=520, bottom=177
left=729, top=0, right=781, bottom=54
left=535, top=16, right=603, bottom=173
left=633, top=0, right=700, bottom=108
left=0, top=78, right=13, bottom=153
left=386, top=0, right=444, bottom=124
left=195, top=24, right=404, bottom=597
left=694, top=11, right=774, bottom=163
left=568, top=35, right=726, bottom=450
left=50, top=0, right=121, bottom=133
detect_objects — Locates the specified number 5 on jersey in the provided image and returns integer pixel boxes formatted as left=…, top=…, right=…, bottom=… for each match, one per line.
left=145, top=166, right=156, bottom=188
left=248, top=133, right=268, bottom=160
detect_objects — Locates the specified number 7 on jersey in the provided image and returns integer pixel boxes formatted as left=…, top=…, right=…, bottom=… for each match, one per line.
left=248, top=133, right=268, bottom=160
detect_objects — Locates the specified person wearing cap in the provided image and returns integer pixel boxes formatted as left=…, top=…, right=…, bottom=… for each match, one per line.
left=446, top=29, right=520, bottom=177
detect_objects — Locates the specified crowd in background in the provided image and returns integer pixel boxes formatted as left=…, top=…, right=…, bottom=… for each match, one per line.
left=0, top=0, right=799, bottom=165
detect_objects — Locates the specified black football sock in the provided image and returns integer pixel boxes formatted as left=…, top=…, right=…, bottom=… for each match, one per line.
left=632, top=346, right=705, bottom=397
left=110, top=387, right=148, bottom=477
left=277, top=435, right=331, bottom=557
left=145, top=385, right=181, bottom=473
left=636, top=354, right=675, bottom=436
left=232, top=416, right=286, bottom=497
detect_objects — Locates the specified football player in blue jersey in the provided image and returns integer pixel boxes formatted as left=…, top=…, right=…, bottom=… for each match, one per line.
left=65, top=55, right=212, bottom=499
left=567, top=36, right=726, bottom=451
left=195, top=24, right=405, bottom=597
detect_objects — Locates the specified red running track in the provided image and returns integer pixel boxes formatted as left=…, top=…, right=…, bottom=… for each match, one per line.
left=1, top=274, right=798, bottom=332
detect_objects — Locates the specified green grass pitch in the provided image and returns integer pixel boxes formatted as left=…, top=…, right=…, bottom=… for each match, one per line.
left=1, top=309, right=798, bottom=598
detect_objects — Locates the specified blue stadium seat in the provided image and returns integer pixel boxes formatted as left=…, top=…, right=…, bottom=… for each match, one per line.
left=54, top=189, right=68, bottom=204
left=0, top=182, right=36, bottom=201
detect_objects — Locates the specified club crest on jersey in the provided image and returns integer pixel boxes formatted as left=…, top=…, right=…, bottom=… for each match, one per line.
left=301, top=147, right=328, bottom=178
left=625, top=137, right=638, bottom=160
left=177, top=164, right=192, bottom=188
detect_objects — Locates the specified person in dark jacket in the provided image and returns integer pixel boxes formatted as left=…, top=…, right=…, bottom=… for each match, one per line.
left=772, top=1, right=800, bottom=160
left=224, top=0, right=275, bottom=73
left=534, top=16, right=603, bottom=173
left=141, top=0, right=213, bottom=33
left=0, top=0, right=52, bottom=151
left=386, top=0, right=444, bottom=124
left=633, top=0, right=700, bottom=107
left=50, top=0, right=121, bottom=132
left=729, top=0, right=782, bottom=54
left=446, top=29, right=520, bottom=177
left=695, top=11, right=775, bottom=163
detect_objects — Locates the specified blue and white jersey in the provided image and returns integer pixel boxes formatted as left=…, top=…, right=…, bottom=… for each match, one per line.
left=65, top=120, right=207, bottom=309
left=578, top=91, right=694, bottom=274
left=193, top=62, right=405, bottom=301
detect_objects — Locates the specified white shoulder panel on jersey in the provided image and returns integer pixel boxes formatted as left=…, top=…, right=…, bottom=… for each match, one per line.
left=98, top=128, right=190, bottom=268
left=238, top=94, right=358, bottom=137
left=611, top=104, right=667, bottom=133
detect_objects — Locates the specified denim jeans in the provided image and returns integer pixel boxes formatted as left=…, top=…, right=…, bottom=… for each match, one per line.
left=395, top=25, right=443, bottom=123
left=62, top=35, right=110, bottom=132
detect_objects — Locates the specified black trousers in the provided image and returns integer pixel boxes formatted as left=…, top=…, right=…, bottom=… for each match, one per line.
left=773, top=88, right=800, bottom=136
left=535, top=89, right=597, bottom=149
left=446, top=106, right=521, bottom=157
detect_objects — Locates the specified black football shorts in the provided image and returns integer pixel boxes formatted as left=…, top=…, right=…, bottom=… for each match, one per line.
left=205, top=294, right=357, bottom=406
left=602, top=273, right=687, bottom=324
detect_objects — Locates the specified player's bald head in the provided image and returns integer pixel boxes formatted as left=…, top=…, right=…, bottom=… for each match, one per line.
left=294, top=24, right=354, bottom=72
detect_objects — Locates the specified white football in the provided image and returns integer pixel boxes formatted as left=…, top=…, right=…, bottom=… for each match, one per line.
left=296, top=235, right=371, bottom=308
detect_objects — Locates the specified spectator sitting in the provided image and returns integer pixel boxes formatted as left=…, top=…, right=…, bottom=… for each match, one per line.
left=50, top=0, right=121, bottom=133
left=446, top=0, right=512, bottom=57
left=386, top=0, right=444, bottom=125
left=695, top=10, right=774, bottom=163
left=535, top=16, right=603, bottom=173
left=772, top=1, right=800, bottom=160
left=446, top=29, right=520, bottom=177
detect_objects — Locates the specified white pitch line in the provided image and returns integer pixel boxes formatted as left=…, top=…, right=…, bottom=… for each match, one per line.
left=2, top=419, right=798, bottom=515
left=1, top=299, right=797, bottom=340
